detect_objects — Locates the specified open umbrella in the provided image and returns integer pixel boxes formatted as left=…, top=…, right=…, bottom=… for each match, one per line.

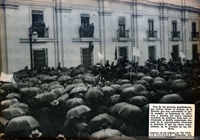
left=48, top=83, right=63, bottom=91
left=108, top=94, right=122, bottom=106
left=72, top=78, right=84, bottom=84
left=1, top=108, right=25, bottom=120
left=134, top=72, right=145, bottom=80
left=35, top=92, right=59, bottom=103
left=9, top=103, right=29, bottom=114
left=100, top=86, right=115, bottom=98
left=5, top=116, right=40, bottom=136
left=118, top=104, right=142, bottom=120
left=19, top=87, right=42, bottom=98
left=151, top=80, right=168, bottom=91
left=69, top=86, right=87, bottom=95
left=110, top=84, right=120, bottom=93
left=118, top=83, right=132, bottom=92
left=65, top=98, right=86, bottom=109
left=0, top=99, right=19, bottom=110
left=57, top=75, right=72, bottom=84
left=0, top=117, right=9, bottom=129
left=135, top=80, right=149, bottom=88
left=83, top=75, right=96, bottom=85
left=57, top=93, right=69, bottom=104
left=66, top=105, right=91, bottom=119
left=65, top=84, right=74, bottom=93
left=0, top=83, right=17, bottom=92
left=51, top=87, right=66, bottom=96
left=40, top=83, right=49, bottom=91
left=91, top=128, right=122, bottom=139
left=89, top=113, right=115, bottom=134
left=84, top=87, right=104, bottom=100
left=159, top=94, right=184, bottom=103
left=118, top=79, right=131, bottom=85
left=171, top=81, right=188, bottom=93
left=141, top=76, right=153, bottom=85
left=129, top=96, right=149, bottom=108
left=109, top=102, right=129, bottom=116
left=6, top=93, right=21, bottom=100
left=120, top=87, right=139, bottom=100
left=17, top=81, right=35, bottom=89
left=137, top=90, right=152, bottom=100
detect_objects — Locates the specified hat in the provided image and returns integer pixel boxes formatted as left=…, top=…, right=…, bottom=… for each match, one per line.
left=50, top=100, right=59, bottom=106
left=56, top=134, right=65, bottom=139
left=29, top=129, right=42, bottom=138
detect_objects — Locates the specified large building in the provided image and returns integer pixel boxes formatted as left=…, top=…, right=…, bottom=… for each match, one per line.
left=0, top=0, right=200, bottom=74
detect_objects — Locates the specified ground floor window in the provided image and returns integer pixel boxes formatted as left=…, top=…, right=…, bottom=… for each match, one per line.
left=192, top=44, right=198, bottom=60
left=172, top=45, right=179, bottom=61
left=81, top=48, right=93, bottom=68
left=119, top=46, right=128, bottom=58
left=148, top=46, right=156, bottom=61
left=33, top=49, right=48, bottom=69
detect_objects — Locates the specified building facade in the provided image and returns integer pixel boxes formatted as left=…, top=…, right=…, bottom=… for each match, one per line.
left=0, top=0, right=200, bottom=73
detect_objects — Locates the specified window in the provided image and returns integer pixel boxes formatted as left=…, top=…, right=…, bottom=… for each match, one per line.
left=192, top=22, right=197, bottom=38
left=172, top=45, right=179, bottom=61
left=118, top=17, right=126, bottom=37
left=148, top=20, right=154, bottom=37
left=33, top=49, right=48, bottom=68
left=31, top=10, right=46, bottom=37
left=148, top=46, right=156, bottom=61
left=119, top=47, right=128, bottom=58
left=79, top=14, right=94, bottom=37
left=172, top=21, right=178, bottom=37
left=192, top=44, right=198, bottom=60
left=81, top=48, right=93, bottom=68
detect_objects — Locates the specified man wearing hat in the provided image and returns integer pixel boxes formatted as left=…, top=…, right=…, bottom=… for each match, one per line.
left=29, top=129, right=42, bottom=139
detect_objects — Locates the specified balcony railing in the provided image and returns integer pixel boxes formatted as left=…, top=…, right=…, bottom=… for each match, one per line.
left=29, top=26, right=49, bottom=38
left=191, top=32, right=199, bottom=38
left=117, top=29, right=130, bottom=38
left=147, top=31, right=157, bottom=38
left=171, top=31, right=180, bottom=38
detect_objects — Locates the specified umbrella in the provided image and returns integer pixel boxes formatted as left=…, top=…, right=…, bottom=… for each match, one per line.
left=66, top=105, right=91, bottom=119
left=74, top=74, right=84, bottom=79
left=118, top=104, right=142, bottom=120
left=0, top=89, right=6, bottom=94
left=65, top=98, right=86, bottom=109
left=150, top=69, right=160, bottom=77
left=118, top=79, right=131, bottom=85
left=35, top=92, right=59, bottom=103
left=9, top=103, right=29, bottom=113
left=83, top=75, right=96, bottom=85
left=120, top=87, right=139, bottom=100
left=6, top=93, right=21, bottom=100
left=153, top=77, right=165, bottom=82
left=19, top=87, right=42, bottom=98
left=1, top=108, right=25, bottom=120
left=173, top=74, right=184, bottom=79
left=51, top=87, right=66, bottom=95
left=137, top=90, right=152, bottom=100
left=135, top=80, right=149, bottom=87
left=27, top=77, right=40, bottom=85
left=100, top=86, right=115, bottom=98
left=110, top=84, right=120, bottom=93
left=151, top=80, right=168, bottom=91
left=91, top=128, right=122, bottom=139
left=84, top=87, right=104, bottom=99
left=0, top=117, right=9, bottom=129
left=150, top=90, right=169, bottom=103
left=57, top=75, right=72, bottom=84
left=5, top=116, right=40, bottom=135
left=159, top=94, right=184, bottom=103
left=0, top=83, right=16, bottom=92
left=89, top=113, right=115, bottom=134
left=40, top=83, right=49, bottom=91
left=141, top=76, right=154, bottom=85
left=57, top=93, right=69, bottom=104
left=129, top=96, right=149, bottom=108
left=171, top=81, right=188, bottom=93
left=118, top=83, right=132, bottom=92
left=108, top=94, right=122, bottom=106
left=69, top=86, right=87, bottom=95
left=123, top=72, right=136, bottom=79
left=134, top=72, right=145, bottom=80
left=0, top=99, right=19, bottom=110
left=141, top=104, right=149, bottom=119
left=17, top=81, right=35, bottom=89
left=133, top=84, right=146, bottom=91
left=109, top=102, right=129, bottom=116
left=72, top=78, right=84, bottom=84
left=48, top=84, right=63, bottom=91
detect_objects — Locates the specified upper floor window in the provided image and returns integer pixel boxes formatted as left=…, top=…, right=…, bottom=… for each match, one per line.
left=192, top=22, right=199, bottom=38
left=118, top=17, right=126, bottom=37
left=31, top=10, right=46, bottom=37
left=147, top=19, right=157, bottom=38
left=79, top=14, right=94, bottom=38
left=171, top=21, right=180, bottom=38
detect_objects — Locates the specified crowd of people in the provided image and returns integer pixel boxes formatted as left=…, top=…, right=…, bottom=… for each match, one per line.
left=0, top=57, right=200, bottom=139
left=79, top=23, right=94, bottom=38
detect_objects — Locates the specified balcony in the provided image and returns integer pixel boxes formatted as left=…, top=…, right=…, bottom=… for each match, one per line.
left=171, top=31, right=180, bottom=38
left=144, top=30, right=161, bottom=41
left=29, top=26, right=49, bottom=38
left=191, top=32, right=200, bottom=41
left=117, top=29, right=130, bottom=38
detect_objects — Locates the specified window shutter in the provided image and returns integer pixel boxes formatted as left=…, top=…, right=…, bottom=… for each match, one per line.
left=118, top=17, right=125, bottom=25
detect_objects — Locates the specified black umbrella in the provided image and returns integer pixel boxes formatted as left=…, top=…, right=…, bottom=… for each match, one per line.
left=129, top=96, right=149, bottom=108
left=159, top=94, right=184, bottom=103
